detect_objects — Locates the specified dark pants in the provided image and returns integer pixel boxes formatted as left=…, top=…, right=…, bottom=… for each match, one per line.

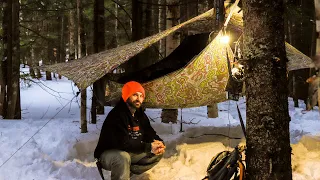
left=99, top=150, right=163, bottom=180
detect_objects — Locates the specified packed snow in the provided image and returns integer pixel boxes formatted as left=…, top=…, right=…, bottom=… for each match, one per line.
left=0, top=66, right=320, bottom=180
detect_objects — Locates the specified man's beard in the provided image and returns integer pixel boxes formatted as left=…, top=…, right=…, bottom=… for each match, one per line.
left=127, top=99, right=141, bottom=109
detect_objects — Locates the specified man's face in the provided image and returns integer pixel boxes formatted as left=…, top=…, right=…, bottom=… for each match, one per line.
left=126, top=92, right=144, bottom=109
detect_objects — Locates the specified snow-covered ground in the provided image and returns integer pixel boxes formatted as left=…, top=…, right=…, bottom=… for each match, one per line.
left=0, top=66, right=320, bottom=180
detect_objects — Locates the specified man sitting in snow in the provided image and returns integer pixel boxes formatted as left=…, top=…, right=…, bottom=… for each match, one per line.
left=94, top=81, right=166, bottom=180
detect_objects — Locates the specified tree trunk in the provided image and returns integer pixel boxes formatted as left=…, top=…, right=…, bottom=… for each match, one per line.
left=69, top=9, right=76, bottom=61
left=13, top=0, right=21, bottom=119
left=127, top=0, right=144, bottom=72
left=214, top=0, right=224, bottom=31
left=4, top=0, right=21, bottom=119
left=35, top=65, right=42, bottom=79
left=187, top=0, right=198, bottom=20
left=29, top=47, right=36, bottom=78
left=243, top=0, right=292, bottom=179
left=158, top=0, right=166, bottom=58
left=207, top=104, right=218, bottom=118
left=114, top=2, right=119, bottom=47
left=77, top=0, right=88, bottom=133
left=207, top=0, right=214, bottom=9
left=92, top=0, right=106, bottom=123
left=165, top=0, right=180, bottom=55
left=161, top=109, right=178, bottom=123
left=0, top=0, right=9, bottom=117
left=153, top=0, right=160, bottom=59
left=143, top=0, right=154, bottom=62
left=162, top=0, right=180, bottom=123
left=58, top=14, right=65, bottom=79
left=46, top=41, right=53, bottom=80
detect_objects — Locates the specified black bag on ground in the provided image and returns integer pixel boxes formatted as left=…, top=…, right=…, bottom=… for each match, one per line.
left=202, top=146, right=245, bottom=180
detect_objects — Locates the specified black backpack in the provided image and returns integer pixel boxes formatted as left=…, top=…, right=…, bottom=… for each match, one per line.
left=202, top=145, right=246, bottom=180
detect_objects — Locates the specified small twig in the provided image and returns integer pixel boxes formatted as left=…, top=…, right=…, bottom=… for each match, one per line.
left=27, top=79, right=72, bottom=102
left=178, top=118, right=201, bottom=125
left=40, top=105, right=50, bottom=119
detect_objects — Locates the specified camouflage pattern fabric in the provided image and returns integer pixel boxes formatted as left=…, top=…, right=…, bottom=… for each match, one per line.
left=42, top=6, right=313, bottom=91
left=106, top=33, right=233, bottom=109
left=41, top=9, right=215, bottom=90
left=228, top=8, right=314, bottom=71
left=286, top=43, right=315, bottom=71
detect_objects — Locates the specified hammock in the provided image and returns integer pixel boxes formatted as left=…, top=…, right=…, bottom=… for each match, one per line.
left=105, top=32, right=233, bottom=108
left=106, top=33, right=211, bottom=83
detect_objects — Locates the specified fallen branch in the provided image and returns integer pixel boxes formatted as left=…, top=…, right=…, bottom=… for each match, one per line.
left=184, top=133, right=242, bottom=139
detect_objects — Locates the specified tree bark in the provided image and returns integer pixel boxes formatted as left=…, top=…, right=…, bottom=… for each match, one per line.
left=114, top=2, right=119, bottom=47
left=69, top=9, right=76, bottom=61
left=127, top=0, right=144, bottom=72
left=208, top=0, right=214, bottom=9
left=161, top=109, right=178, bottom=123
left=77, top=0, right=88, bottom=133
left=243, top=0, right=292, bottom=179
left=158, top=0, right=166, bottom=58
left=4, top=0, right=21, bottom=119
left=207, top=104, right=218, bottom=118
left=165, top=0, right=180, bottom=55
left=29, top=47, right=36, bottom=78
left=162, top=0, right=180, bottom=123
left=58, top=14, right=65, bottom=79
left=92, top=0, right=106, bottom=123
left=46, top=41, right=53, bottom=80
left=0, top=0, right=9, bottom=117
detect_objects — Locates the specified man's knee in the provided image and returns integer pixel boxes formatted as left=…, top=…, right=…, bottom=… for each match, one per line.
left=100, top=150, right=131, bottom=170
left=116, top=151, right=131, bottom=166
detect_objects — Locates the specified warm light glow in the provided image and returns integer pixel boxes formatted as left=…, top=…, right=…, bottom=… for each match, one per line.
left=220, top=35, right=230, bottom=44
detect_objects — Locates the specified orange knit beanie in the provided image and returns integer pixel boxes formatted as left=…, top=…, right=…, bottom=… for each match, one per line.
left=122, top=81, right=145, bottom=102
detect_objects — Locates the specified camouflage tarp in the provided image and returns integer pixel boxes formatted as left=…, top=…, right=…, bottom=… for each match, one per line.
left=105, top=33, right=232, bottom=108
left=42, top=5, right=313, bottom=91
left=42, top=9, right=215, bottom=90
left=227, top=8, right=314, bottom=71
left=286, top=43, right=315, bottom=71
left=144, top=33, right=232, bottom=108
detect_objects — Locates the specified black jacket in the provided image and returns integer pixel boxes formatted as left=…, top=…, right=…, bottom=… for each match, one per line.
left=94, top=99, right=163, bottom=159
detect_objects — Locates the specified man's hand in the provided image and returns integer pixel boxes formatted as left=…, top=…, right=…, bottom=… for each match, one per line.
left=151, top=140, right=166, bottom=155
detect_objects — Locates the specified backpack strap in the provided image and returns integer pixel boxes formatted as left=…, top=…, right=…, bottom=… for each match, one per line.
left=238, top=160, right=245, bottom=180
